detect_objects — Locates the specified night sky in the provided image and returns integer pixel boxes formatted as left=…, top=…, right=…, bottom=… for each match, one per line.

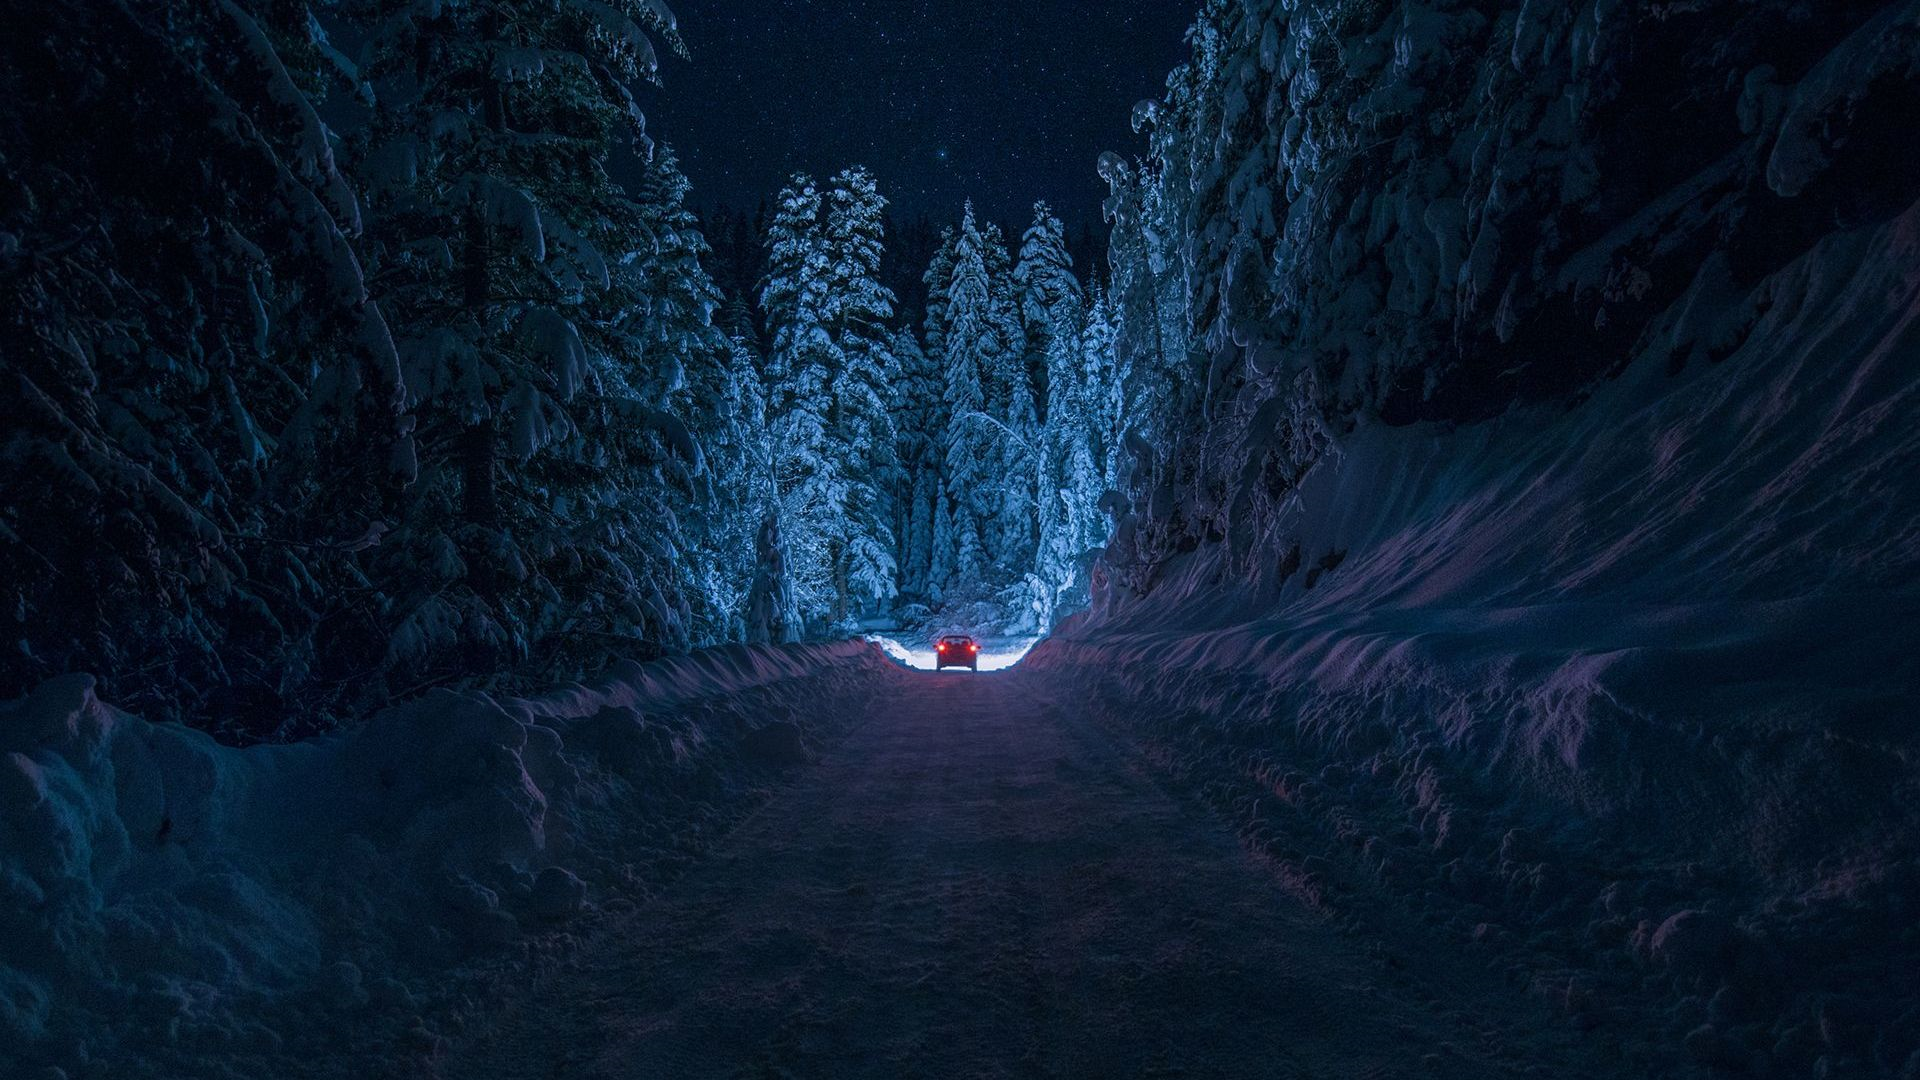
left=642, top=1, right=1196, bottom=234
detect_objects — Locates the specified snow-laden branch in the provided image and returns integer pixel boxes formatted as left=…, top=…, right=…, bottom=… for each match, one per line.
left=951, top=410, right=1041, bottom=465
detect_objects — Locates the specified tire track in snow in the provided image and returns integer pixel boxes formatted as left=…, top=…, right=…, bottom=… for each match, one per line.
left=446, top=661, right=1613, bottom=1079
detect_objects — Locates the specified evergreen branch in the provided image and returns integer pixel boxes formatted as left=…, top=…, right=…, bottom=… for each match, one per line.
left=952, top=410, right=1041, bottom=464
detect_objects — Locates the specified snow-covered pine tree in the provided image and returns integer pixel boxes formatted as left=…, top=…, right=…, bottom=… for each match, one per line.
left=758, top=175, right=844, bottom=629
left=547, top=145, right=730, bottom=664
left=905, top=228, right=959, bottom=601
left=890, top=327, right=942, bottom=598
left=1036, top=295, right=1080, bottom=599
left=1016, top=204, right=1083, bottom=328
left=936, top=204, right=1000, bottom=590
left=920, top=227, right=958, bottom=366
left=702, top=205, right=767, bottom=346
left=1098, top=145, right=1193, bottom=586
left=1014, top=202, right=1084, bottom=422
left=1083, top=283, right=1126, bottom=497
left=1036, top=294, right=1108, bottom=617
left=927, top=494, right=957, bottom=602
left=0, top=0, right=409, bottom=735
left=612, top=148, right=758, bottom=649
left=978, top=221, right=1022, bottom=418
left=760, top=177, right=824, bottom=397
left=346, top=0, right=702, bottom=681
left=1018, top=205, right=1089, bottom=617
left=693, top=335, right=776, bottom=643
left=980, top=220, right=1039, bottom=574
left=821, top=167, right=903, bottom=620
left=746, top=513, right=799, bottom=645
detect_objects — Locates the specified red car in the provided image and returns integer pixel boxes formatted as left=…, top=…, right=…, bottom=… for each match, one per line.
left=935, top=635, right=981, bottom=671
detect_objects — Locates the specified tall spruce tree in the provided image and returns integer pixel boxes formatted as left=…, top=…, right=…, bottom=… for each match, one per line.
left=1016, top=204, right=1083, bottom=335
left=1036, top=294, right=1106, bottom=613
left=936, top=204, right=997, bottom=589
left=907, top=229, right=959, bottom=600
left=709, top=335, right=780, bottom=642
left=346, top=0, right=707, bottom=680
left=1084, top=283, right=1127, bottom=495
left=758, top=175, right=842, bottom=628
left=979, top=220, right=1038, bottom=572
left=891, top=328, right=942, bottom=598
left=682, top=326, right=770, bottom=646
left=822, top=167, right=902, bottom=618
left=0, top=0, right=409, bottom=732
left=507, top=143, right=720, bottom=672
left=920, top=228, right=958, bottom=365
left=1015, top=202, right=1083, bottom=424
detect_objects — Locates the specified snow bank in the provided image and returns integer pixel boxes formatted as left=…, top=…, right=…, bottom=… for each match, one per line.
left=1041, top=197, right=1920, bottom=1075
left=0, top=641, right=886, bottom=1079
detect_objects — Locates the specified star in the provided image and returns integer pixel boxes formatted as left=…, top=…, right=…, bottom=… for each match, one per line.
left=649, top=0, right=1193, bottom=232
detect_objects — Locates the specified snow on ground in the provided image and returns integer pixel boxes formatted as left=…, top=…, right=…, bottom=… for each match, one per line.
left=866, top=632, right=1041, bottom=672
left=444, top=667, right=1605, bottom=1080
left=5, top=199, right=1914, bottom=1079
left=1033, top=197, right=1920, bottom=1076
left=0, top=642, right=894, bottom=1080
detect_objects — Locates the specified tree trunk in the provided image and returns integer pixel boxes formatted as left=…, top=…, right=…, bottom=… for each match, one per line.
left=460, top=419, right=498, bottom=527
left=831, top=541, right=849, bottom=625
left=482, top=76, right=506, bottom=132
left=461, top=199, right=490, bottom=311
left=458, top=190, right=497, bottom=526
left=461, top=34, right=509, bottom=587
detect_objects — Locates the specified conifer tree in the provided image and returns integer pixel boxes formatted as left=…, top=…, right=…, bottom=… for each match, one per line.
left=747, top=513, right=799, bottom=645
left=0, top=0, right=768, bottom=732
left=0, top=0, right=409, bottom=731
left=920, top=228, right=959, bottom=365
left=1036, top=295, right=1107, bottom=613
left=1016, top=204, right=1083, bottom=335
left=503, top=145, right=721, bottom=670
left=975, top=221, right=1038, bottom=571
left=344, top=0, right=707, bottom=679
left=936, top=204, right=999, bottom=588
left=822, top=167, right=902, bottom=617
left=1083, top=284, right=1128, bottom=494
left=758, top=175, right=842, bottom=628
left=902, top=230, right=959, bottom=600
left=927, top=494, right=957, bottom=601
left=891, top=328, right=942, bottom=598
left=682, top=331, right=772, bottom=644
left=1015, top=202, right=1084, bottom=424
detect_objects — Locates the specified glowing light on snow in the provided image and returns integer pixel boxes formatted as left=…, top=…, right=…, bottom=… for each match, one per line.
left=867, top=635, right=1039, bottom=673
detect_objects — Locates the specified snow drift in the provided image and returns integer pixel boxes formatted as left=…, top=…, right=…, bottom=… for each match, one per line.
left=1046, top=141, right=1920, bottom=1080
left=1061, top=1, right=1920, bottom=1074
left=0, top=641, right=887, bottom=1079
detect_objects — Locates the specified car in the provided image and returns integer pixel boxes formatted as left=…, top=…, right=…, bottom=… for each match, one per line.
left=935, top=635, right=981, bottom=671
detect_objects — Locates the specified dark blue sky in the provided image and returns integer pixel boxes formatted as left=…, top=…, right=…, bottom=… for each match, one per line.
left=642, top=1, right=1195, bottom=232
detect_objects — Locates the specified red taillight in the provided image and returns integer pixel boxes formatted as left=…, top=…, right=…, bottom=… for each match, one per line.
left=969, top=644, right=980, bottom=653
left=936, top=644, right=947, bottom=652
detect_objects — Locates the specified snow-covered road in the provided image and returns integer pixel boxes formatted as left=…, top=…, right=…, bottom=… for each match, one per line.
left=446, top=662, right=1604, bottom=1079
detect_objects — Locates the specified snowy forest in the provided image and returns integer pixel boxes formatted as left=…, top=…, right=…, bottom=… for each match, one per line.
left=720, top=181, right=1124, bottom=646
left=0, top=1, right=1127, bottom=741
left=5, top=0, right=1919, bottom=1077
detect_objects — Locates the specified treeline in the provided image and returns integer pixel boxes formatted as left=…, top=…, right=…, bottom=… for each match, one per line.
left=0, top=0, right=1133, bottom=740
left=1093, top=0, right=1920, bottom=603
left=740, top=183, right=1127, bottom=638
left=0, top=0, right=748, bottom=739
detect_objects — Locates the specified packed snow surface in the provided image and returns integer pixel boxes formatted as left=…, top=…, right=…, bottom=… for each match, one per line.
left=445, top=667, right=1601, bottom=1079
